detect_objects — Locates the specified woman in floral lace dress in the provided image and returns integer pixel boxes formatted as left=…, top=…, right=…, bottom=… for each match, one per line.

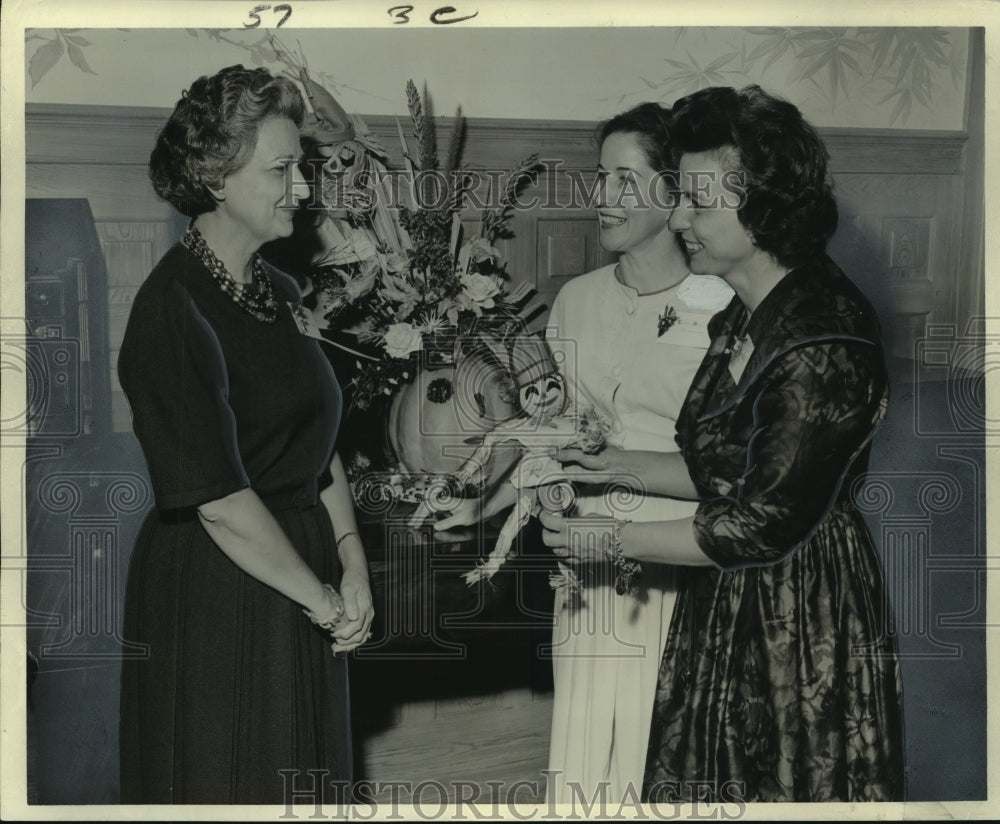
left=541, top=86, right=904, bottom=802
left=436, top=103, right=732, bottom=802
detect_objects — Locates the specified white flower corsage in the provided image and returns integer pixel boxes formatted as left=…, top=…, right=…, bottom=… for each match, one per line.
left=677, top=274, right=734, bottom=312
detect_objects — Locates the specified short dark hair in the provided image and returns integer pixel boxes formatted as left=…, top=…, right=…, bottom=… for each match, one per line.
left=596, top=102, right=675, bottom=172
left=149, top=64, right=305, bottom=217
left=670, top=84, right=838, bottom=268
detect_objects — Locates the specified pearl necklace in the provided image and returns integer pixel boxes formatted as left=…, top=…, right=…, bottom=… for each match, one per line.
left=182, top=225, right=279, bottom=323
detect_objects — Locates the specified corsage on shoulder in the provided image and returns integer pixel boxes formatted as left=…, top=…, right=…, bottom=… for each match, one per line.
left=677, top=274, right=734, bottom=312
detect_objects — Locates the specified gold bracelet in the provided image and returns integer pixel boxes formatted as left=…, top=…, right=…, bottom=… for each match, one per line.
left=335, top=530, right=359, bottom=549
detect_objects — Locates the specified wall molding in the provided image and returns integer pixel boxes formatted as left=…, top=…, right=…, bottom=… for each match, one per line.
left=26, top=103, right=968, bottom=176
left=24, top=101, right=981, bottom=360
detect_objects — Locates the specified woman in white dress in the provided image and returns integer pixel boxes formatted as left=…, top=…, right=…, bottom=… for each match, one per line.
left=436, top=103, right=731, bottom=802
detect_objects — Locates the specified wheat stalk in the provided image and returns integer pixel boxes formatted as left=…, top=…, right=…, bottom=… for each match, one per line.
left=480, top=153, right=542, bottom=240
left=405, top=80, right=425, bottom=170
left=444, top=106, right=466, bottom=174
left=420, top=82, right=439, bottom=172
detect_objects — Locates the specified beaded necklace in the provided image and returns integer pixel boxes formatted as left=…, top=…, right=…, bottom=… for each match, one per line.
left=181, top=224, right=279, bottom=323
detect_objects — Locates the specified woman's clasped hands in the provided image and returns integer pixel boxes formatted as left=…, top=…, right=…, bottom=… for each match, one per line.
left=332, top=563, right=374, bottom=654
left=305, top=563, right=374, bottom=655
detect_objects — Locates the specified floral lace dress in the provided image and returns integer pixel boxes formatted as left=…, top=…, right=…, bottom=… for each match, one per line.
left=643, top=259, right=905, bottom=803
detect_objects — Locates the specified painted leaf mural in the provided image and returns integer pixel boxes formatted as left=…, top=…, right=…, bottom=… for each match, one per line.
left=622, top=26, right=960, bottom=126
left=639, top=51, right=741, bottom=98
left=24, top=26, right=966, bottom=128
left=793, top=29, right=868, bottom=107
left=26, top=28, right=124, bottom=87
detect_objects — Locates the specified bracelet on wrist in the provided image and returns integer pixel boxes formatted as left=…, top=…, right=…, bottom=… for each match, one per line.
left=303, top=583, right=345, bottom=632
left=611, top=518, right=641, bottom=595
left=335, top=530, right=360, bottom=549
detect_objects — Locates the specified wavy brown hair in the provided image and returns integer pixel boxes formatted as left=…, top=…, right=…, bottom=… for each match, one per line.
left=596, top=101, right=675, bottom=173
left=670, top=84, right=838, bottom=269
left=149, top=64, right=305, bottom=218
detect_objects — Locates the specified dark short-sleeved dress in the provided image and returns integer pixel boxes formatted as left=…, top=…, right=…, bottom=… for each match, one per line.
left=643, top=259, right=905, bottom=803
left=118, top=242, right=350, bottom=804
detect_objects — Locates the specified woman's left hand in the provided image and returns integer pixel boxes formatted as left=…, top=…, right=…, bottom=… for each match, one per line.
left=331, top=566, right=374, bottom=654
left=538, top=508, right=614, bottom=565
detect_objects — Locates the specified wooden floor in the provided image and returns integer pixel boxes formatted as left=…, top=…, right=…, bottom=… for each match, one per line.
left=361, top=687, right=553, bottom=803
left=350, top=518, right=558, bottom=804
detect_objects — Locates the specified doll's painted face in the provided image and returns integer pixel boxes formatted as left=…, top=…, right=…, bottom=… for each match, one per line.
left=518, top=372, right=566, bottom=421
left=321, top=140, right=375, bottom=217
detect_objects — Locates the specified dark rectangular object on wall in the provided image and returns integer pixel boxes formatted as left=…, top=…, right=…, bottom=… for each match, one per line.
left=24, top=198, right=111, bottom=437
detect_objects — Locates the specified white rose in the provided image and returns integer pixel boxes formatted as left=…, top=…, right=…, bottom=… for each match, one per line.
left=383, top=322, right=423, bottom=358
left=460, top=273, right=501, bottom=309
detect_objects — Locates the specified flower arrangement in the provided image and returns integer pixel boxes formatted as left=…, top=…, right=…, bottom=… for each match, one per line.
left=269, top=38, right=578, bottom=543
left=299, top=75, right=544, bottom=412
left=266, top=49, right=633, bottom=593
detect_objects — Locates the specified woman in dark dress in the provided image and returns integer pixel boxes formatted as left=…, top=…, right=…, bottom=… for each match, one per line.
left=539, top=85, right=904, bottom=802
left=118, top=65, right=373, bottom=804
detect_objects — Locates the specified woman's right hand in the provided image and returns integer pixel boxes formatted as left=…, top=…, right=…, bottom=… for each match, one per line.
left=432, top=480, right=521, bottom=537
left=555, top=445, right=637, bottom=486
left=557, top=446, right=699, bottom=501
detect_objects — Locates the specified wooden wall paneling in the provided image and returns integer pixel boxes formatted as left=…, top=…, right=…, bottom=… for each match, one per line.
left=535, top=211, right=614, bottom=306
left=505, top=208, right=539, bottom=302
left=821, top=129, right=965, bottom=175
left=26, top=103, right=965, bottom=178
left=929, top=176, right=966, bottom=328
left=526, top=167, right=612, bottom=325
left=26, top=164, right=174, bottom=222
left=25, top=104, right=168, bottom=165
left=26, top=107, right=973, bottom=345
left=829, top=172, right=961, bottom=362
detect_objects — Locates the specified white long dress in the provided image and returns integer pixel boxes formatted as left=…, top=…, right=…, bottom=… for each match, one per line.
left=544, top=264, right=732, bottom=803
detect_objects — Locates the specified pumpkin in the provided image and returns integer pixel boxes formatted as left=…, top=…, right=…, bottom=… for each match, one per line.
left=387, top=354, right=521, bottom=482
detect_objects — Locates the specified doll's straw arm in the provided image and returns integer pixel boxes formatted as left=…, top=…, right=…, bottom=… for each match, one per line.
left=453, top=440, right=496, bottom=487
left=462, top=491, right=535, bottom=585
